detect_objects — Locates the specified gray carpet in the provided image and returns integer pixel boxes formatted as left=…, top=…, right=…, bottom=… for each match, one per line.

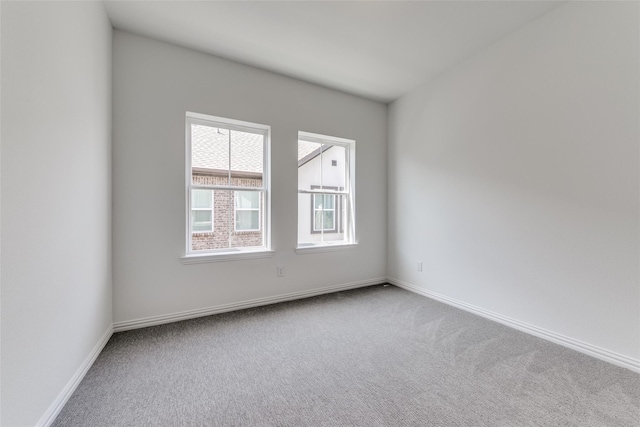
left=53, top=285, right=639, bottom=426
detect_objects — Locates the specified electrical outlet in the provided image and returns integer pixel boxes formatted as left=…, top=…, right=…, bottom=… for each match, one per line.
left=417, top=261, right=423, bottom=272
left=277, top=266, right=285, bottom=277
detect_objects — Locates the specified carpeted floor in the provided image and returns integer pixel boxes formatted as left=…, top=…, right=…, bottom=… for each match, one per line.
left=53, top=284, right=639, bottom=426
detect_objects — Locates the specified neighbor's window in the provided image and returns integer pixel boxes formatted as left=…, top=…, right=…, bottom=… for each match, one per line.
left=313, top=193, right=335, bottom=232
left=235, top=191, right=260, bottom=231
left=191, top=189, right=214, bottom=232
left=186, top=112, right=270, bottom=254
left=311, top=185, right=342, bottom=233
left=297, top=131, right=355, bottom=248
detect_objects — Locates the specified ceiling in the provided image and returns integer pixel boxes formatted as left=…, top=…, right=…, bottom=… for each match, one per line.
left=104, top=1, right=563, bottom=103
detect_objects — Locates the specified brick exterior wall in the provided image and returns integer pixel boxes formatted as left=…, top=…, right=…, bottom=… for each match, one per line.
left=192, top=173, right=263, bottom=251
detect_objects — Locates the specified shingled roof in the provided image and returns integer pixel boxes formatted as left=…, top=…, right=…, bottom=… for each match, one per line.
left=192, top=124, right=263, bottom=173
left=298, top=140, right=320, bottom=162
left=192, top=124, right=328, bottom=173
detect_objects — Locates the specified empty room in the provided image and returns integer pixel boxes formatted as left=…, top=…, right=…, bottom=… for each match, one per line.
left=1, top=1, right=638, bottom=426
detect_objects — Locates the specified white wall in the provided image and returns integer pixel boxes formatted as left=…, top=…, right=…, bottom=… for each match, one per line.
left=0, top=2, right=112, bottom=425
left=112, top=32, right=386, bottom=324
left=388, top=2, right=639, bottom=363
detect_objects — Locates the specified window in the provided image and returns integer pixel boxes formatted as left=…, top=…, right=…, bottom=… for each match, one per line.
left=313, top=193, right=335, bottom=232
left=192, top=189, right=213, bottom=232
left=235, top=191, right=260, bottom=231
left=297, top=131, right=355, bottom=249
left=186, top=112, right=270, bottom=256
left=310, top=185, right=342, bottom=234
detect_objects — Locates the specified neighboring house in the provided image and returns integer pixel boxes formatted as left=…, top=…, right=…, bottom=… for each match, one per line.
left=190, top=125, right=346, bottom=251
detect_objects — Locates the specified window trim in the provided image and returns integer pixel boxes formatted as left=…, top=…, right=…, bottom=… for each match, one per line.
left=181, top=248, right=275, bottom=264
left=185, top=112, right=271, bottom=259
left=297, top=131, right=356, bottom=250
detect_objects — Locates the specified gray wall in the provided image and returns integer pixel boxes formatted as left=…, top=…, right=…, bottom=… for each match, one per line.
left=1, top=2, right=112, bottom=426
left=388, top=2, right=639, bottom=362
left=112, top=31, right=387, bottom=324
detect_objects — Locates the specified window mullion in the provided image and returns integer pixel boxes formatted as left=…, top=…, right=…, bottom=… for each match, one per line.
left=227, top=127, right=232, bottom=247
left=227, top=130, right=232, bottom=186
left=228, top=190, right=233, bottom=248
left=320, top=144, right=324, bottom=243
left=193, top=184, right=266, bottom=192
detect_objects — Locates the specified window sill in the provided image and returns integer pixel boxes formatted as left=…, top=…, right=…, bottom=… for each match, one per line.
left=295, top=243, right=358, bottom=255
left=181, top=249, right=275, bottom=264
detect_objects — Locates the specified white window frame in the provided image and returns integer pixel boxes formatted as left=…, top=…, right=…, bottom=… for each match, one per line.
left=191, top=189, right=214, bottom=233
left=296, top=131, right=357, bottom=253
left=234, top=191, right=261, bottom=232
left=182, top=112, right=273, bottom=263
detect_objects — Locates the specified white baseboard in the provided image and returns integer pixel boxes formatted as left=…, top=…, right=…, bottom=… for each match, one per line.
left=388, top=277, right=640, bottom=373
left=37, top=325, right=114, bottom=427
left=113, top=277, right=387, bottom=332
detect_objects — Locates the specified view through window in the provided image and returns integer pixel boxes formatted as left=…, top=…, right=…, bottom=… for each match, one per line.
left=297, top=132, right=355, bottom=247
left=187, top=112, right=269, bottom=253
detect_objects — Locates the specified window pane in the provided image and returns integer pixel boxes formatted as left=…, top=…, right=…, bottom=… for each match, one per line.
left=192, top=189, right=212, bottom=209
left=313, top=194, right=334, bottom=210
left=313, top=210, right=334, bottom=231
left=321, top=144, right=346, bottom=190
left=231, top=130, right=263, bottom=188
left=192, top=210, right=212, bottom=232
left=298, top=192, right=313, bottom=242
left=324, top=194, right=334, bottom=209
left=298, top=141, right=346, bottom=191
left=231, top=191, right=263, bottom=246
left=298, top=140, right=322, bottom=190
left=191, top=189, right=228, bottom=250
left=323, top=211, right=335, bottom=230
left=236, top=191, right=259, bottom=209
left=236, top=210, right=259, bottom=231
left=191, top=124, right=230, bottom=185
